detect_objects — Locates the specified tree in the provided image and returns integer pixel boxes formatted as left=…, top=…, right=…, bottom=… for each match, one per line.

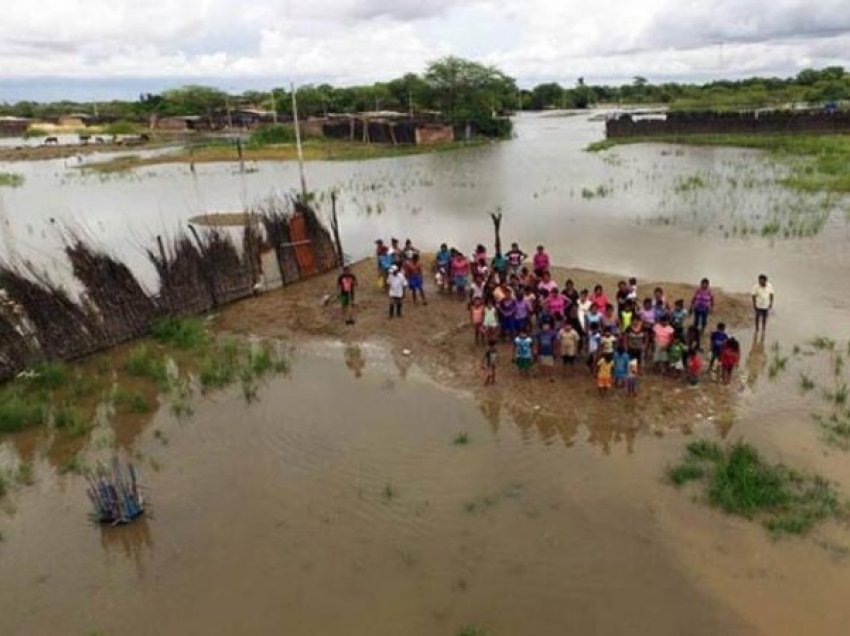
left=424, top=56, right=516, bottom=136
left=530, top=83, right=564, bottom=110
left=160, top=85, right=228, bottom=117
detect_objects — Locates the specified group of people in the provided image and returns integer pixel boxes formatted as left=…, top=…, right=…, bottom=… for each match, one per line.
left=343, top=236, right=776, bottom=398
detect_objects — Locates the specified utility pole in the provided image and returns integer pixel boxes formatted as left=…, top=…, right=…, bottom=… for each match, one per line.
left=270, top=89, right=278, bottom=124
left=291, top=82, right=308, bottom=200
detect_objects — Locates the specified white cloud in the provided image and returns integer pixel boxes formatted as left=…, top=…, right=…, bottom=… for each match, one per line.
left=0, top=0, right=847, bottom=96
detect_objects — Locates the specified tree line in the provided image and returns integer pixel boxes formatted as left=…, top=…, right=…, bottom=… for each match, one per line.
left=1, top=60, right=847, bottom=129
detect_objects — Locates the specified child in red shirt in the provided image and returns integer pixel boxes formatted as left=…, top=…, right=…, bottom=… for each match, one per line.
left=719, top=337, right=741, bottom=384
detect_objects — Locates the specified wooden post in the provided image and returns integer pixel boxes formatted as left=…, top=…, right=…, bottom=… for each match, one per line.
left=291, top=83, right=308, bottom=200
left=331, top=191, right=344, bottom=268
left=490, top=211, right=503, bottom=255
left=236, top=137, right=245, bottom=174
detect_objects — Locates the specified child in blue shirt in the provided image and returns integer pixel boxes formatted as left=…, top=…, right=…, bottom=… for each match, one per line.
left=613, top=344, right=630, bottom=387
left=709, top=322, right=728, bottom=371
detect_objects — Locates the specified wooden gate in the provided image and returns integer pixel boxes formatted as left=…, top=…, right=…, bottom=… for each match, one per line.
left=288, top=212, right=318, bottom=277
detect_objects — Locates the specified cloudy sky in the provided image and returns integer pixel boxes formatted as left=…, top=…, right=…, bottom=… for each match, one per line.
left=1, top=0, right=849, bottom=100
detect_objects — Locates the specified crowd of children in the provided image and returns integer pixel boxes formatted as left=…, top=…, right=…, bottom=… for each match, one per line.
left=357, top=237, right=744, bottom=397
left=452, top=241, right=742, bottom=395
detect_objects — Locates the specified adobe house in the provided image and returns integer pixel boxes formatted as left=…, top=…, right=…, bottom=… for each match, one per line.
left=0, top=116, right=30, bottom=137
left=152, top=115, right=204, bottom=131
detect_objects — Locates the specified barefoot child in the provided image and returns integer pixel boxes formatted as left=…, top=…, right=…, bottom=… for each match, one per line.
left=720, top=337, right=741, bottom=384
left=483, top=298, right=499, bottom=343
left=626, top=357, right=639, bottom=397
left=404, top=254, right=427, bottom=305
left=613, top=344, right=630, bottom=387
left=514, top=329, right=534, bottom=377
left=470, top=297, right=485, bottom=345
left=536, top=320, right=558, bottom=378
left=337, top=265, right=357, bottom=325
left=709, top=322, right=728, bottom=372
left=558, top=321, right=580, bottom=375
left=597, top=353, right=614, bottom=396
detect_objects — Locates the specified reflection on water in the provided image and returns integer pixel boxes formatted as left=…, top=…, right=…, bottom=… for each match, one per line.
left=745, top=332, right=768, bottom=389
left=99, top=516, right=154, bottom=577
left=343, top=343, right=365, bottom=378
left=0, top=341, right=757, bottom=635
left=1, top=341, right=850, bottom=634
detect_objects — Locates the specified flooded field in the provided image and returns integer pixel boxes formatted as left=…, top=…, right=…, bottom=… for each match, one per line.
left=2, top=112, right=850, bottom=634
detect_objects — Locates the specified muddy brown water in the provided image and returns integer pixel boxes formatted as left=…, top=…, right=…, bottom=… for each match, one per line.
left=2, top=112, right=850, bottom=634
left=0, top=339, right=848, bottom=635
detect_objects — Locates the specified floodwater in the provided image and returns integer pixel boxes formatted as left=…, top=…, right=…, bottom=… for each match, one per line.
left=2, top=113, right=850, bottom=634
left=1, top=112, right=849, bottom=338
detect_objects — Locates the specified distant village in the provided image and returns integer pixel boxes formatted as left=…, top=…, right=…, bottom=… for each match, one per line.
left=0, top=107, right=460, bottom=147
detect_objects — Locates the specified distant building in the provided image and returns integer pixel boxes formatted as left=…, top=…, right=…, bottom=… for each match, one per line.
left=320, top=113, right=454, bottom=145
left=0, top=116, right=30, bottom=137
left=230, top=108, right=275, bottom=129
left=151, top=115, right=204, bottom=131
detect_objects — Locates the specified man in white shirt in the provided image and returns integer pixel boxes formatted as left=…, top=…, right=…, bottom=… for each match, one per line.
left=751, top=274, right=774, bottom=332
left=387, top=265, right=407, bottom=318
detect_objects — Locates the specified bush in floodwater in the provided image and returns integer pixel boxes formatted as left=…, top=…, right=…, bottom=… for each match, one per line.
left=150, top=316, right=208, bottom=350
left=53, top=406, right=91, bottom=437
left=799, top=373, right=816, bottom=393
left=24, top=361, right=70, bottom=391
left=199, top=339, right=240, bottom=390
left=667, top=439, right=842, bottom=536
left=0, top=390, right=48, bottom=432
left=0, top=172, right=25, bottom=188
left=453, top=432, right=469, bottom=445
left=113, top=387, right=153, bottom=414
left=248, top=124, right=296, bottom=147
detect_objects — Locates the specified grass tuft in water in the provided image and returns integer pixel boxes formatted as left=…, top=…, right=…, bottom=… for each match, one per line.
left=113, top=387, right=153, bottom=414
left=125, top=345, right=168, bottom=386
left=150, top=317, right=208, bottom=350
left=458, top=625, right=488, bottom=636
left=814, top=412, right=850, bottom=450
left=453, top=432, right=470, bottom=445
left=383, top=482, right=397, bottom=501
left=799, top=373, right=816, bottom=393
left=15, top=462, right=34, bottom=486
left=0, top=390, right=48, bottom=432
left=53, top=406, right=91, bottom=437
left=823, top=383, right=849, bottom=407
left=811, top=336, right=836, bottom=351
left=667, top=439, right=842, bottom=536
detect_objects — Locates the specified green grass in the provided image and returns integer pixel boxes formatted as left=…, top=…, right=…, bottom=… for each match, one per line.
left=814, top=412, right=850, bottom=450
left=0, top=172, right=25, bottom=188
left=0, top=390, right=48, bottom=432
left=453, top=432, right=470, bottom=445
left=25, top=361, right=69, bottom=391
left=588, top=133, right=850, bottom=195
left=150, top=316, right=208, bottom=350
left=199, top=339, right=240, bottom=390
left=15, top=462, right=34, bottom=486
left=824, top=383, right=849, bottom=406
left=667, top=462, right=705, bottom=486
left=113, top=387, right=153, bottom=414
left=667, top=440, right=842, bottom=536
left=799, top=373, right=816, bottom=393
left=810, top=336, right=837, bottom=351
left=53, top=406, right=90, bottom=437
left=458, top=626, right=488, bottom=636
left=125, top=345, right=168, bottom=384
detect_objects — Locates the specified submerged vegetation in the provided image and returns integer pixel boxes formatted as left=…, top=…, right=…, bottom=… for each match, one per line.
left=0, top=317, right=289, bottom=437
left=668, top=440, right=843, bottom=536
left=589, top=133, right=850, bottom=195
left=0, top=172, right=24, bottom=188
